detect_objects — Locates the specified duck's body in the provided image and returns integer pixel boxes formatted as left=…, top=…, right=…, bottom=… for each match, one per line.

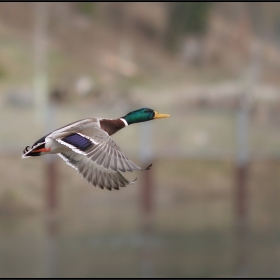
left=22, top=108, right=170, bottom=190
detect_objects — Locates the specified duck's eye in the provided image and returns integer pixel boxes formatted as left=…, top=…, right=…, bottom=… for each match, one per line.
left=144, top=109, right=149, bottom=113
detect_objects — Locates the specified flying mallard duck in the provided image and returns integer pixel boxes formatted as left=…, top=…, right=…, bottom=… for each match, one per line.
left=22, top=108, right=170, bottom=190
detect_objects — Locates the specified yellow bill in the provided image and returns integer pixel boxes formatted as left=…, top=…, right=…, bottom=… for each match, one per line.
left=153, top=111, right=170, bottom=119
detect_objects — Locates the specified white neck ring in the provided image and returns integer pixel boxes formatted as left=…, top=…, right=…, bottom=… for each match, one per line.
left=120, top=118, right=128, bottom=126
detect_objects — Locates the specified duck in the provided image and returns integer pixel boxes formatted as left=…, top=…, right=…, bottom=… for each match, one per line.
left=22, top=108, right=170, bottom=190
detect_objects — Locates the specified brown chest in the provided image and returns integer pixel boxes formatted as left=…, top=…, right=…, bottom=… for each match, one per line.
left=100, top=119, right=126, bottom=135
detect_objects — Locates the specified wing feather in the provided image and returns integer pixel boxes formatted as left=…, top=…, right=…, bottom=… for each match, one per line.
left=49, top=118, right=146, bottom=173
left=58, top=152, right=136, bottom=190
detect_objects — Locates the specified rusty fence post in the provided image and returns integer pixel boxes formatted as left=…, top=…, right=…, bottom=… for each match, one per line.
left=139, top=122, right=155, bottom=277
left=235, top=92, right=250, bottom=277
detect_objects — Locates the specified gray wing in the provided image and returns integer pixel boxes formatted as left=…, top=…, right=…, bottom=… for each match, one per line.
left=58, top=152, right=136, bottom=190
left=52, top=119, right=147, bottom=172
left=81, top=134, right=143, bottom=172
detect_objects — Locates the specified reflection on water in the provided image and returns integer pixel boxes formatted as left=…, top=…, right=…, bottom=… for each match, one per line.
left=2, top=117, right=280, bottom=277
left=0, top=206, right=236, bottom=278
left=0, top=190, right=279, bottom=277
left=0, top=216, right=45, bottom=278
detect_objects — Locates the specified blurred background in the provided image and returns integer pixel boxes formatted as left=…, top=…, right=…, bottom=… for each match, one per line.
left=1, top=2, right=280, bottom=277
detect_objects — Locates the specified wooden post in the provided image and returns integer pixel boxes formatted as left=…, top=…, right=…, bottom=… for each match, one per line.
left=140, top=121, right=154, bottom=232
left=46, top=155, right=58, bottom=218
left=234, top=38, right=261, bottom=276
left=235, top=95, right=250, bottom=276
left=34, top=2, right=49, bottom=124
left=141, top=162, right=154, bottom=232
left=235, top=155, right=249, bottom=277
left=139, top=121, right=155, bottom=278
left=34, top=3, right=58, bottom=277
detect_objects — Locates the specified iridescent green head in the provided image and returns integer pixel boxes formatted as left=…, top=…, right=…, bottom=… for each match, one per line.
left=122, top=108, right=170, bottom=125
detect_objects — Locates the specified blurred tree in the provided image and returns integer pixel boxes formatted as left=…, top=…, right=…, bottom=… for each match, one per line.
left=76, top=2, right=96, bottom=17
left=166, top=2, right=211, bottom=51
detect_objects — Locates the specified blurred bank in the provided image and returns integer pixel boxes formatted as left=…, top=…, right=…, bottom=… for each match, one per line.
left=1, top=2, right=280, bottom=277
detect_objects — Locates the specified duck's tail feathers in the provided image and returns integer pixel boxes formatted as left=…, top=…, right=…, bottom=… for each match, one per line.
left=22, top=142, right=49, bottom=158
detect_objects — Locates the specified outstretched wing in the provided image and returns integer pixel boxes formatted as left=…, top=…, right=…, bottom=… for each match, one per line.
left=58, top=151, right=136, bottom=190
left=51, top=120, right=150, bottom=172
left=23, top=117, right=152, bottom=189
